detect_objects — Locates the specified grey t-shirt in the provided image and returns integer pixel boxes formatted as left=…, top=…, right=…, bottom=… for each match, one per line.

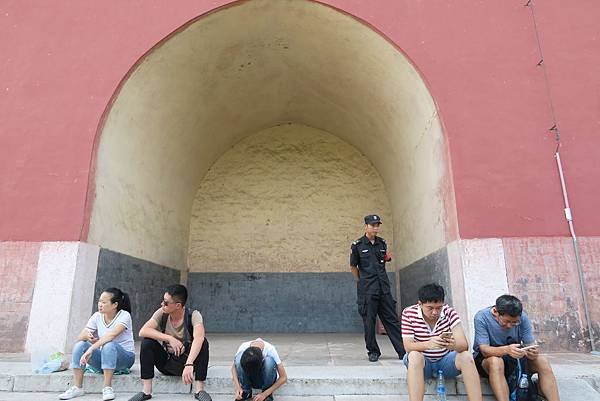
left=473, top=306, right=534, bottom=356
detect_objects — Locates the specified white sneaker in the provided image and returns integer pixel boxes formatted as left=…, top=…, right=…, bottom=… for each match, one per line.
left=102, top=386, right=116, bottom=401
left=59, top=386, right=85, bottom=400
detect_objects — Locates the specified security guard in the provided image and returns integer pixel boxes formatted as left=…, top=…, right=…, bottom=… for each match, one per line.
left=350, top=214, right=405, bottom=362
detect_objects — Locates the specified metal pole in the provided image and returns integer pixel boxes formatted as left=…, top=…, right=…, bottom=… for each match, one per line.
left=555, top=151, right=598, bottom=354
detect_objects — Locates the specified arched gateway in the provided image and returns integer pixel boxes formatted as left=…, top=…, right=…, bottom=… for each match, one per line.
left=86, top=0, right=457, bottom=333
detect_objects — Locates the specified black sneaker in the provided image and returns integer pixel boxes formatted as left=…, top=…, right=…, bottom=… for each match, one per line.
left=194, top=390, right=212, bottom=401
left=128, top=393, right=152, bottom=401
left=368, top=353, right=380, bottom=362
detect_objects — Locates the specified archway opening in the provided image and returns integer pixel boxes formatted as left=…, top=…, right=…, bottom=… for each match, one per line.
left=88, top=0, right=456, bottom=332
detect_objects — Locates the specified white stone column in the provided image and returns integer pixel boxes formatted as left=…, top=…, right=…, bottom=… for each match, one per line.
left=447, top=238, right=509, bottom=346
left=25, top=242, right=99, bottom=355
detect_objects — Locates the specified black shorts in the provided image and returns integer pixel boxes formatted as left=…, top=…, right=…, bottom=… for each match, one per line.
left=474, top=353, right=489, bottom=377
left=474, top=353, right=517, bottom=379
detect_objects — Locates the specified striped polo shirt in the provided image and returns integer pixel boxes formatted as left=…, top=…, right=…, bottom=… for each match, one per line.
left=401, top=304, right=461, bottom=361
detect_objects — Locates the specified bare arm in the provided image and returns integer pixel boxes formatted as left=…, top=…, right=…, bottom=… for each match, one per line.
left=76, top=327, right=97, bottom=343
left=259, top=364, right=287, bottom=399
left=182, top=323, right=206, bottom=384
left=350, top=266, right=360, bottom=280
left=480, top=343, right=525, bottom=359
left=186, top=324, right=206, bottom=365
left=88, top=324, right=126, bottom=351
left=79, top=324, right=126, bottom=366
left=447, top=324, right=469, bottom=352
left=139, top=319, right=173, bottom=343
left=139, top=318, right=185, bottom=357
left=402, top=336, right=446, bottom=353
left=231, top=362, right=243, bottom=398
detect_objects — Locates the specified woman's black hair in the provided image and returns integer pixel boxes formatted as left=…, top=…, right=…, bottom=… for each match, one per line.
left=104, top=287, right=132, bottom=313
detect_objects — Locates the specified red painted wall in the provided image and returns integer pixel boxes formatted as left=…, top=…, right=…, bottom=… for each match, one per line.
left=504, top=237, right=600, bottom=352
left=0, top=242, right=40, bottom=352
left=1, top=1, right=599, bottom=241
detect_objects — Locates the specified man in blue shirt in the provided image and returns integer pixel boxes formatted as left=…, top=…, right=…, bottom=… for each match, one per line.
left=473, top=295, right=560, bottom=401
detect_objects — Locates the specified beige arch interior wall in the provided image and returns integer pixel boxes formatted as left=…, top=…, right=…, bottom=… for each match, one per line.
left=88, top=0, right=457, bottom=271
left=189, top=124, right=392, bottom=273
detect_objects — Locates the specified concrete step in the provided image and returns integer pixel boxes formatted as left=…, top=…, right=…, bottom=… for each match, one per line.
left=1, top=363, right=599, bottom=400
left=0, top=363, right=480, bottom=395
left=2, top=335, right=599, bottom=400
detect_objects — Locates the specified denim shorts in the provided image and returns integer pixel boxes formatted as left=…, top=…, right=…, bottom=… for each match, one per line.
left=403, top=351, right=461, bottom=378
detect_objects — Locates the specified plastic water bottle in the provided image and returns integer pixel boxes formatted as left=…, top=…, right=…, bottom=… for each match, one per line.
left=436, top=370, right=447, bottom=401
left=517, top=373, right=529, bottom=399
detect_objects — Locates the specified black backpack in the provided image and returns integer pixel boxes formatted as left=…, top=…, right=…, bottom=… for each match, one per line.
left=504, top=356, right=546, bottom=401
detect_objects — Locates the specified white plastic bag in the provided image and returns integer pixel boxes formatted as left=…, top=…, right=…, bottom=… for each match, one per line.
left=32, top=351, right=67, bottom=374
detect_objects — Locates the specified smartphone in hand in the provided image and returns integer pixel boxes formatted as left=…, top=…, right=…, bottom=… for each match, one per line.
left=441, top=331, right=453, bottom=340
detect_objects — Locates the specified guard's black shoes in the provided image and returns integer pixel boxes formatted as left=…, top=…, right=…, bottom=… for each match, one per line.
left=368, top=353, right=380, bottom=362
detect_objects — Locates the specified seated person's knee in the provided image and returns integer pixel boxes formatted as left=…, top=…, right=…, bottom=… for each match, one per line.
left=140, top=337, right=157, bottom=352
left=407, top=350, right=425, bottom=367
left=485, top=356, right=504, bottom=374
left=262, top=356, right=276, bottom=371
left=456, top=350, right=474, bottom=365
left=531, top=355, right=553, bottom=374
left=73, top=340, right=89, bottom=351
left=101, top=341, right=117, bottom=353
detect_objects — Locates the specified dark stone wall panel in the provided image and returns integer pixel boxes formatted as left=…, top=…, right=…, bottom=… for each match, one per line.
left=398, top=248, right=451, bottom=309
left=187, top=272, right=394, bottom=332
left=94, top=249, right=180, bottom=338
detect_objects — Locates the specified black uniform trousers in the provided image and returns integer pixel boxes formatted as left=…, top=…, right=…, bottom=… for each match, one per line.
left=140, top=337, right=209, bottom=381
left=359, top=292, right=405, bottom=358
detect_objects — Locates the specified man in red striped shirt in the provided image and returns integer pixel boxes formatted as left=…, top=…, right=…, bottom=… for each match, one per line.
left=401, top=284, right=482, bottom=401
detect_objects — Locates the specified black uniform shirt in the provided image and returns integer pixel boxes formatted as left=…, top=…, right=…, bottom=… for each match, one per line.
left=350, top=235, right=391, bottom=295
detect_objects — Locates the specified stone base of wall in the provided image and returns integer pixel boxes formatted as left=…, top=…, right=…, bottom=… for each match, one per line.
left=93, top=248, right=181, bottom=339
left=398, top=247, right=452, bottom=309
left=187, top=272, right=395, bottom=332
left=3, top=237, right=598, bottom=353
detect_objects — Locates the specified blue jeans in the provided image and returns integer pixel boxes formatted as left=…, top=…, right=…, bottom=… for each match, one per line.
left=70, top=341, right=135, bottom=371
left=403, top=351, right=461, bottom=378
left=235, top=354, right=278, bottom=391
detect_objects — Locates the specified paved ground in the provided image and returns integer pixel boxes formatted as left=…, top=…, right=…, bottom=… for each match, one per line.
left=0, top=394, right=498, bottom=401
left=1, top=334, right=599, bottom=400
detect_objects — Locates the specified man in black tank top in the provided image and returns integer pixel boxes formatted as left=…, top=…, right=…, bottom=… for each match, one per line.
left=129, top=284, right=211, bottom=401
